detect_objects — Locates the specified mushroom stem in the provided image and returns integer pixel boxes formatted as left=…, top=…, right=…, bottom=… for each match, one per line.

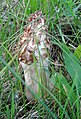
left=20, top=57, right=49, bottom=101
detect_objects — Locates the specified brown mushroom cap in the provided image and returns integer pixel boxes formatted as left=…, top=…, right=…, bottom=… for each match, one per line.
left=19, top=10, right=50, bottom=65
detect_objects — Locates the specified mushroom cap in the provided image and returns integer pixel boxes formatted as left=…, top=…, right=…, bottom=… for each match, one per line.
left=19, top=10, right=50, bottom=65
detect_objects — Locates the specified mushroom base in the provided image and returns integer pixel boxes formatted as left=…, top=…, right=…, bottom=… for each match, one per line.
left=20, top=58, right=51, bottom=101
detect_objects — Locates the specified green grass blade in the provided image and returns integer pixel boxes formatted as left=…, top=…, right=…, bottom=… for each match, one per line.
left=63, top=45, right=81, bottom=95
left=6, top=105, right=10, bottom=119
left=11, top=90, right=15, bottom=119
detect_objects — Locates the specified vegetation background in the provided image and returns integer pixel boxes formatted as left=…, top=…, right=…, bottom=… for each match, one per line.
left=0, top=0, right=81, bottom=118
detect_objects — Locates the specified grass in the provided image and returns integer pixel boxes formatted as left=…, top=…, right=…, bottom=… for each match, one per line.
left=0, top=0, right=81, bottom=118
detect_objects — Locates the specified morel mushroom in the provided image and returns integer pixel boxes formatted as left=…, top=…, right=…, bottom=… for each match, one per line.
left=18, top=10, right=50, bottom=101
